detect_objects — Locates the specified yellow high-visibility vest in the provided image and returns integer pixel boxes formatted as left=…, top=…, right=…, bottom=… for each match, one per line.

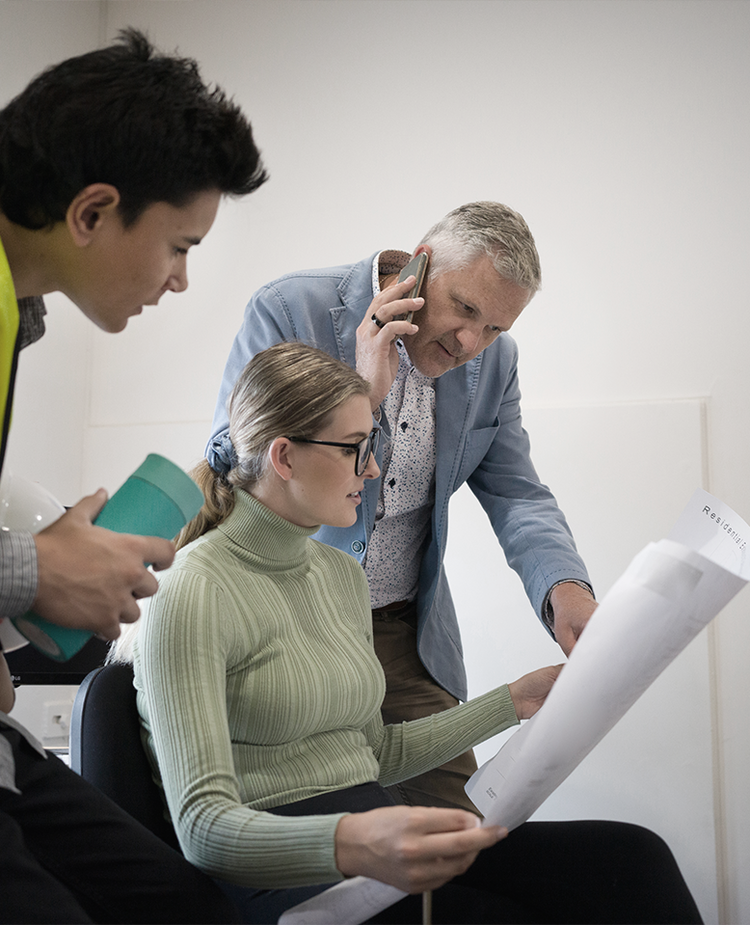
left=0, top=236, right=20, bottom=472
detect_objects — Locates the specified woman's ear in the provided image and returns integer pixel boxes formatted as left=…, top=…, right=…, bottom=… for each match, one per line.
left=267, top=437, right=295, bottom=482
left=66, top=183, right=121, bottom=246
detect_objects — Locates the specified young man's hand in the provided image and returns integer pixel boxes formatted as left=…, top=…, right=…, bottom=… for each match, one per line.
left=32, top=489, right=175, bottom=640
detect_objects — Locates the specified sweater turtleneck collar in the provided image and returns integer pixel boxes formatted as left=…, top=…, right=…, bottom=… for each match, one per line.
left=216, top=488, right=319, bottom=572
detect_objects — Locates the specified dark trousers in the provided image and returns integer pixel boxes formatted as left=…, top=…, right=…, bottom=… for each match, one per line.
left=219, top=783, right=703, bottom=925
left=372, top=603, right=479, bottom=813
left=0, top=727, right=239, bottom=924
left=375, top=818, right=704, bottom=925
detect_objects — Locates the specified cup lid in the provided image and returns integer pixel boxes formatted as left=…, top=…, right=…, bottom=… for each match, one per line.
left=130, top=454, right=204, bottom=522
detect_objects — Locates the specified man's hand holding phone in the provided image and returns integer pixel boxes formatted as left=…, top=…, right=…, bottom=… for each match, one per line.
left=356, top=253, right=428, bottom=410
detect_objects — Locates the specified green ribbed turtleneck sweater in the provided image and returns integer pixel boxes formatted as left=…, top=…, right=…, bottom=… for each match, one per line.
left=134, top=490, right=519, bottom=888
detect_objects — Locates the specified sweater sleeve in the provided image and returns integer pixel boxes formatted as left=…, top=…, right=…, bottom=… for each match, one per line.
left=363, top=684, right=519, bottom=788
left=340, top=556, right=520, bottom=787
left=134, top=568, right=346, bottom=889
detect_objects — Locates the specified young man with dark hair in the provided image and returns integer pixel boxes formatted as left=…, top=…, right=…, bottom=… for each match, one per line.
left=0, top=29, right=266, bottom=923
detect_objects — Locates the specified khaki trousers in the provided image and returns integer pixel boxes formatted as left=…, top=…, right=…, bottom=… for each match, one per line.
left=371, top=602, right=479, bottom=815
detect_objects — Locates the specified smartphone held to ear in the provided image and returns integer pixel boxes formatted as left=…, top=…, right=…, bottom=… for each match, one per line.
left=397, top=252, right=429, bottom=323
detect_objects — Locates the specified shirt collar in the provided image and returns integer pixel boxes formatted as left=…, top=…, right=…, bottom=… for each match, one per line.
left=371, top=250, right=412, bottom=296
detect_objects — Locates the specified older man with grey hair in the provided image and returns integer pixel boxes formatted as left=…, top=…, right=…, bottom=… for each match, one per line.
left=208, top=201, right=597, bottom=812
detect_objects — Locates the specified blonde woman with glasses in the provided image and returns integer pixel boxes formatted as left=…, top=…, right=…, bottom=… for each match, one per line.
left=120, top=342, right=701, bottom=925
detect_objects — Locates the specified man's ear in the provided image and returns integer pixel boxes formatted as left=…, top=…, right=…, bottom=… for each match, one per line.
left=66, top=183, right=121, bottom=246
left=413, top=244, right=432, bottom=259
left=268, top=437, right=295, bottom=482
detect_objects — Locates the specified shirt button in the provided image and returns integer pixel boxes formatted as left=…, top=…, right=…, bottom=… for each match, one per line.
left=351, top=540, right=365, bottom=554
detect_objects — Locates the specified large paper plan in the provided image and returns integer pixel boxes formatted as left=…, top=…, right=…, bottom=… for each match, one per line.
left=465, top=488, right=750, bottom=825
left=281, top=489, right=750, bottom=924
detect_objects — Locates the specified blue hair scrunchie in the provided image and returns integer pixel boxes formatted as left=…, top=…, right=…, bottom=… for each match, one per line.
left=208, top=432, right=238, bottom=477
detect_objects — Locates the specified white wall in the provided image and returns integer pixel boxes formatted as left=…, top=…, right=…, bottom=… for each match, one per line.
left=448, top=398, right=717, bottom=915
left=0, top=0, right=102, bottom=502
left=2, top=1, right=749, bottom=921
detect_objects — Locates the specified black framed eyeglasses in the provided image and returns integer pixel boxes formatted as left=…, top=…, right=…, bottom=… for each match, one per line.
left=286, top=426, right=381, bottom=477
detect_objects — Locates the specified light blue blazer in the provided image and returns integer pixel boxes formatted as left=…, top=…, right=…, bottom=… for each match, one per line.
left=208, top=253, right=591, bottom=700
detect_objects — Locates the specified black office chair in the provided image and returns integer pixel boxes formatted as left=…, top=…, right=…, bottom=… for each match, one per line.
left=69, top=662, right=181, bottom=851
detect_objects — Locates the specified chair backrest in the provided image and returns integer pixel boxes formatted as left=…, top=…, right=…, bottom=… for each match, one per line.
left=69, top=663, right=180, bottom=851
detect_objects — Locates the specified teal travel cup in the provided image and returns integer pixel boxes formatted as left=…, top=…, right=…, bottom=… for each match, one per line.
left=12, top=454, right=204, bottom=661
